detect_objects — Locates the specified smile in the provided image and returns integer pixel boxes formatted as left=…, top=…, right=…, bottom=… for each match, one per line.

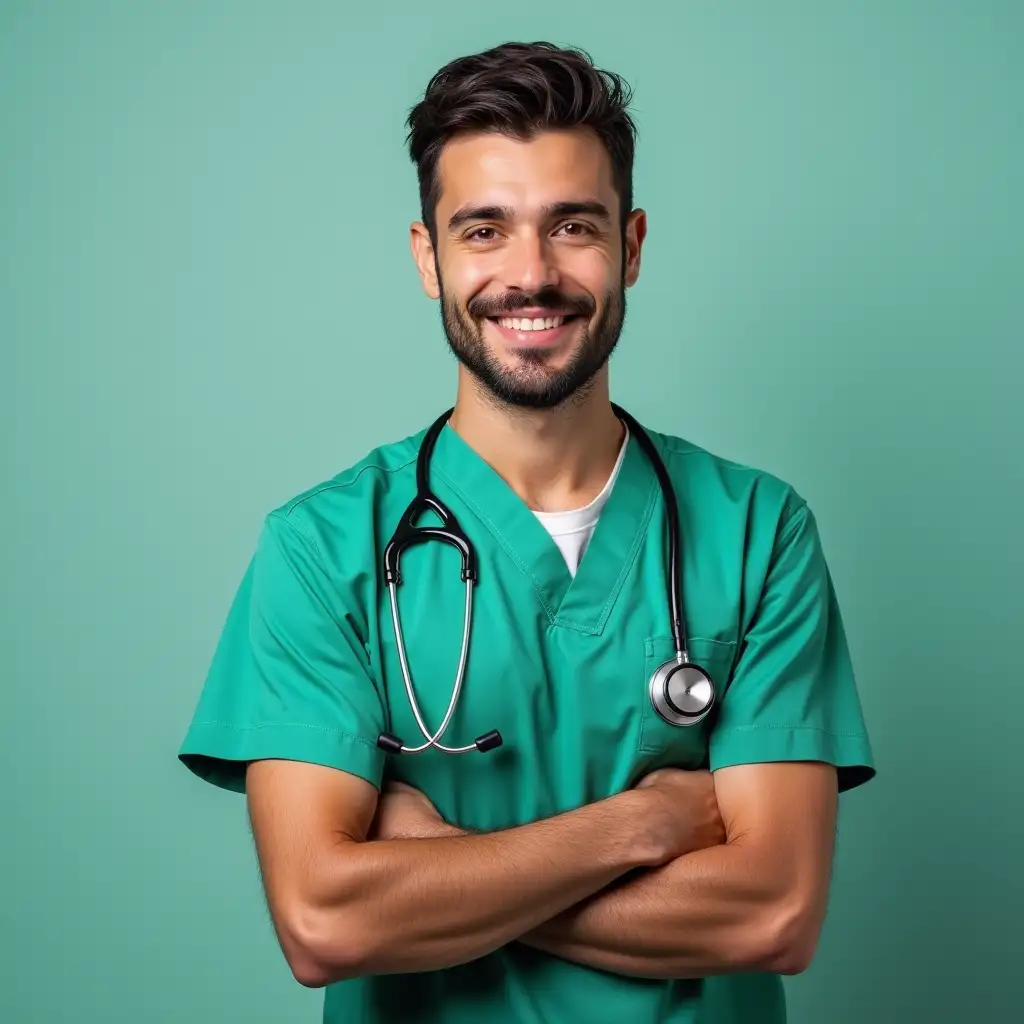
left=485, top=314, right=582, bottom=346
left=495, top=314, right=574, bottom=331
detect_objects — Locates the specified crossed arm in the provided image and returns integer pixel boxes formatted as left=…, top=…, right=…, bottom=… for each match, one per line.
left=492, top=763, right=835, bottom=980
left=245, top=757, right=838, bottom=987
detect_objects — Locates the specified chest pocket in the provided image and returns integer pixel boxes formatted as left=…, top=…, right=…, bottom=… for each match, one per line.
left=637, top=636, right=737, bottom=763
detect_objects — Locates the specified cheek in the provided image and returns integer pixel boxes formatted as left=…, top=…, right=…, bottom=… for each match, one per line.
left=555, top=248, right=613, bottom=298
left=580, top=246, right=618, bottom=283
left=443, top=255, right=491, bottom=300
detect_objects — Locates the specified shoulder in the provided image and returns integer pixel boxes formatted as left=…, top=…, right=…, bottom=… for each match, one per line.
left=261, top=428, right=424, bottom=556
left=644, top=426, right=808, bottom=532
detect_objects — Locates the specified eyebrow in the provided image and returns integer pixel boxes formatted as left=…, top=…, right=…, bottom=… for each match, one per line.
left=446, top=200, right=613, bottom=233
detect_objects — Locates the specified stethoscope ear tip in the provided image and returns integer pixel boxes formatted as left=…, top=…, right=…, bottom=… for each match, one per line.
left=377, top=732, right=405, bottom=754
left=376, top=729, right=502, bottom=755
left=474, top=730, right=502, bottom=752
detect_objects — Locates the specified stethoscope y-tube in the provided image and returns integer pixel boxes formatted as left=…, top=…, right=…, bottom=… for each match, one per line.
left=376, top=410, right=502, bottom=754
left=375, top=406, right=715, bottom=756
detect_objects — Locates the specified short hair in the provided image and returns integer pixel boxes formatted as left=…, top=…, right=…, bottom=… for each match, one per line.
left=406, top=41, right=639, bottom=244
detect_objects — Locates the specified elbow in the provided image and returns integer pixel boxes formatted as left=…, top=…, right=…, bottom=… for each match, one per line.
left=751, top=895, right=823, bottom=977
left=280, top=904, right=375, bottom=988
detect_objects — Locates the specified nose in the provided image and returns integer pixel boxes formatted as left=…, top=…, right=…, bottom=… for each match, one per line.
left=502, top=229, right=560, bottom=293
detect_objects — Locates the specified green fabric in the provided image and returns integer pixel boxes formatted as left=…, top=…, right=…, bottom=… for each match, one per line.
left=179, top=418, right=875, bottom=1024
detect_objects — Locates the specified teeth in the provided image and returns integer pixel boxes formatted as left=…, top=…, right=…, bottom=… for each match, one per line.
left=497, top=315, right=567, bottom=332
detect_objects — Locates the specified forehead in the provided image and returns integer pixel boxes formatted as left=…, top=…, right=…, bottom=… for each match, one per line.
left=435, top=128, right=618, bottom=220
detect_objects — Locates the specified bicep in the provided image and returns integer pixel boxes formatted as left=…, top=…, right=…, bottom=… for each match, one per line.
left=246, top=759, right=378, bottom=958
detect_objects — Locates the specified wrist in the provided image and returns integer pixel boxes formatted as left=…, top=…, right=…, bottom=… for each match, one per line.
left=608, top=789, right=667, bottom=868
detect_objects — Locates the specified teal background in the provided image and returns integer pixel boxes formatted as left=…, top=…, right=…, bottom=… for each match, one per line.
left=2, top=2, right=1021, bottom=1021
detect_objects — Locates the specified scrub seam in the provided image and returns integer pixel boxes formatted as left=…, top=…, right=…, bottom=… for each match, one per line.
left=658, top=440, right=705, bottom=457
left=658, top=436, right=787, bottom=478
left=264, top=513, right=378, bottom=680
left=647, top=635, right=736, bottom=648
left=776, top=500, right=811, bottom=545
left=271, top=509, right=327, bottom=563
left=715, top=723, right=869, bottom=738
left=281, top=453, right=419, bottom=517
left=552, top=475, right=659, bottom=634
left=190, top=719, right=382, bottom=750
left=434, top=464, right=561, bottom=623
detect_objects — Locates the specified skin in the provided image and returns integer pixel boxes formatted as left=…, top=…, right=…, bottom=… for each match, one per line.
left=369, top=766, right=836, bottom=979
left=245, top=126, right=840, bottom=988
left=409, top=127, right=645, bottom=512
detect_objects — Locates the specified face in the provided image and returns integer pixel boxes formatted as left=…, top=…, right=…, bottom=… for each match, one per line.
left=410, top=128, right=646, bottom=409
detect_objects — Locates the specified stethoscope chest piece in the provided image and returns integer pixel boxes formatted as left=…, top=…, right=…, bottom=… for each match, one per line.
left=649, top=655, right=715, bottom=727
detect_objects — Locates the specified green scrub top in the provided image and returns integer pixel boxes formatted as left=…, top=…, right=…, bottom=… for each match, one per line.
left=179, top=417, right=875, bottom=1024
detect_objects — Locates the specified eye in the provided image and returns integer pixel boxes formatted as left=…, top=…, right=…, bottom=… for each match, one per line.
left=556, top=221, right=593, bottom=237
left=466, top=226, right=499, bottom=242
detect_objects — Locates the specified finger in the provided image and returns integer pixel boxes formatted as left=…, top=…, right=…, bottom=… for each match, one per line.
left=634, top=769, right=668, bottom=789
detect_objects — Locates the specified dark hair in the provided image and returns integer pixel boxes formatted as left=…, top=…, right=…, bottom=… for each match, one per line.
left=406, top=41, right=639, bottom=245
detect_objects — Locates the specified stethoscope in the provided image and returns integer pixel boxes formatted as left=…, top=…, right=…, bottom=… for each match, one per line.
left=375, top=405, right=716, bottom=756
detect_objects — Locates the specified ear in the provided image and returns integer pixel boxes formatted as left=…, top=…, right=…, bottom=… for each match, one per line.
left=623, top=209, right=647, bottom=288
left=410, top=222, right=440, bottom=300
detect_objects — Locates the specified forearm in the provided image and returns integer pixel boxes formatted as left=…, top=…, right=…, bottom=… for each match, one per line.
left=299, top=791, right=658, bottom=982
left=519, top=840, right=810, bottom=979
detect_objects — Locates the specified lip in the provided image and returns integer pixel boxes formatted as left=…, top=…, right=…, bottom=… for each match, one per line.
left=484, top=314, right=582, bottom=348
left=495, top=308, right=577, bottom=318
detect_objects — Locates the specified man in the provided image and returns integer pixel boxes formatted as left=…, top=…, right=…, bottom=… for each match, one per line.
left=179, top=40, right=875, bottom=1023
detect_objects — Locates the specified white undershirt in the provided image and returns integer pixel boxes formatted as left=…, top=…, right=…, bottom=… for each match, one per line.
left=531, top=426, right=630, bottom=577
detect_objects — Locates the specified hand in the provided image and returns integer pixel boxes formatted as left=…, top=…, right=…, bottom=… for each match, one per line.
left=633, top=768, right=726, bottom=863
left=370, top=780, right=460, bottom=841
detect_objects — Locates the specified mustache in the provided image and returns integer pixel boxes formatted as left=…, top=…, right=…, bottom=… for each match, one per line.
left=467, top=291, right=594, bottom=319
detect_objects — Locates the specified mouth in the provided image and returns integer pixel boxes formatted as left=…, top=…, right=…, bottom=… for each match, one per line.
left=484, top=313, right=584, bottom=347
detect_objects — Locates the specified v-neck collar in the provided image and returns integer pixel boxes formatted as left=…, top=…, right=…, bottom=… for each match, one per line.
left=431, top=421, right=659, bottom=635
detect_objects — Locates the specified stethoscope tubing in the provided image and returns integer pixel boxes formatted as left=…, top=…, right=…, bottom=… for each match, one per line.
left=610, top=404, right=689, bottom=660
left=388, top=579, right=478, bottom=753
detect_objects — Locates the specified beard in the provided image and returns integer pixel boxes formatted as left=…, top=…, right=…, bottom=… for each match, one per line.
left=438, top=273, right=626, bottom=410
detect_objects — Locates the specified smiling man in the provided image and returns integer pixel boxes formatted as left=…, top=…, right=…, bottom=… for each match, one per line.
left=436, top=150, right=625, bottom=413
left=179, top=40, right=875, bottom=1024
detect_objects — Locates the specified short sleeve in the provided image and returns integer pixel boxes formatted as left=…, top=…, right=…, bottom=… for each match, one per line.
left=178, top=511, right=386, bottom=793
left=709, top=502, right=875, bottom=792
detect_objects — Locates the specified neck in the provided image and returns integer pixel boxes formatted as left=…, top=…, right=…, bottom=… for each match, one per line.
left=448, top=370, right=625, bottom=512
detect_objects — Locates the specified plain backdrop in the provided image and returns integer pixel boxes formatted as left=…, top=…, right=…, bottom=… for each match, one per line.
left=2, top=2, right=1022, bottom=1022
